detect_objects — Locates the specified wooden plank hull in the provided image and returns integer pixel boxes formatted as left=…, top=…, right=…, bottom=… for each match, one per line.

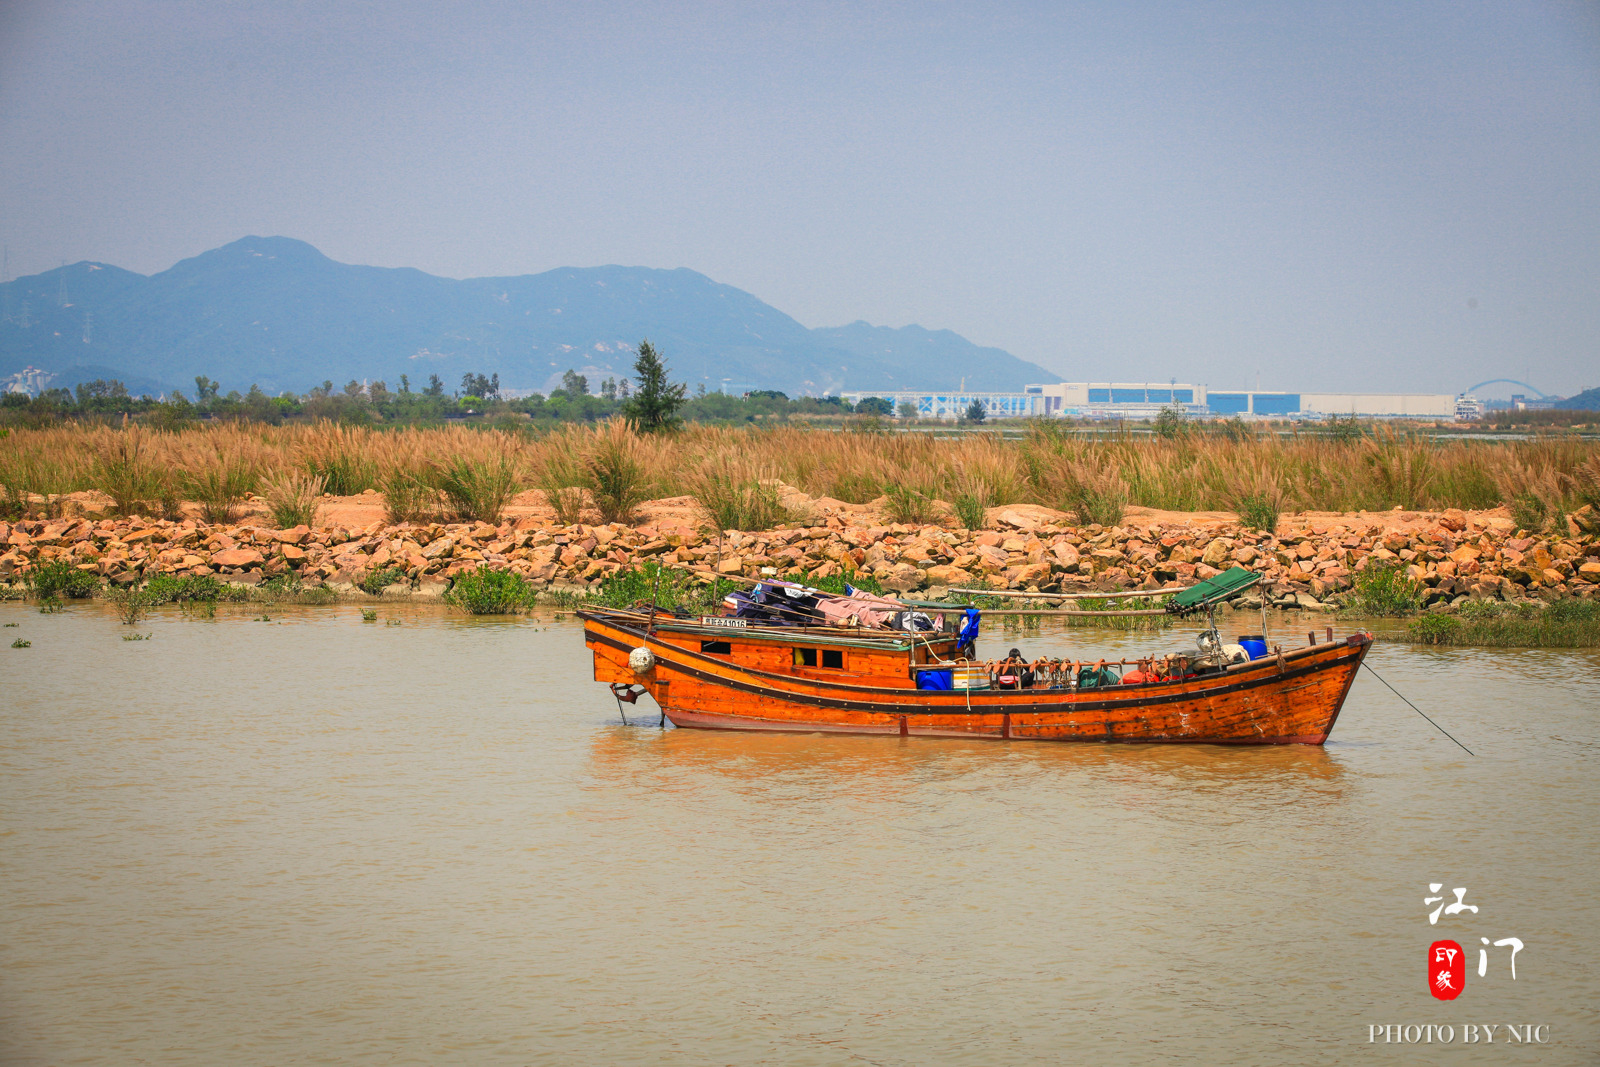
left=581, top=611, right=1370, bottom=745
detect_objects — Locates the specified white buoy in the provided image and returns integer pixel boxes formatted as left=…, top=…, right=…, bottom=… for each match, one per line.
left=629, top=647, right=656, bottom=674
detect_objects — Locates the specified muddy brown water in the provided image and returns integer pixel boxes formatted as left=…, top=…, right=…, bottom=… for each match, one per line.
left=2, top=602, right=1597, bottom=1065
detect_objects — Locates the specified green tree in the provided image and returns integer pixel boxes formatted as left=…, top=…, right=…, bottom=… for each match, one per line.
left=621, top=339, right=686, bottom=432
left=963, top=400, right=986, bottom=424
left=194, top=375, right=219, bottom=402
left=560, top=369, right=588, bottom=396
left=1154, top=406, right=1183, bottom=439
left=855, top=396, right=893, bottom=416
left=424, top=374, right=444, bottom=397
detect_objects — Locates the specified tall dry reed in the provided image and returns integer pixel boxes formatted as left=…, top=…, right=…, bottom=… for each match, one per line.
left=2, top=419, right=1597, bottom=532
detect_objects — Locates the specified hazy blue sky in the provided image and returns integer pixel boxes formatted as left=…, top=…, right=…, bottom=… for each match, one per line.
left=2, top=1, right=1597, bottom=396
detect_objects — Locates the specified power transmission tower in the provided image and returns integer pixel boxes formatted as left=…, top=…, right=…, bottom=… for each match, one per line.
left=57, top=263, right=68, bottom=307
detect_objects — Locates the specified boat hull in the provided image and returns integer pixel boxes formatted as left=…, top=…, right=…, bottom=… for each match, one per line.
left=581, top=612, right=1370, bottom=745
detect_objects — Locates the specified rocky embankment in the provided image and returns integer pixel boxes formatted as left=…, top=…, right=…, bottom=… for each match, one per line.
left=3, top=504, right=1598, bottom=609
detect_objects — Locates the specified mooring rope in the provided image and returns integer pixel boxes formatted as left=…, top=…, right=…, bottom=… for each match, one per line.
left=1362, top=662, right=1475, bottom=757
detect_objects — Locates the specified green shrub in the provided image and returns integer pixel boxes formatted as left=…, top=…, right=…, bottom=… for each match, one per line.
left=357, top=566, right=405, bottom=596
left=1235, top=494, right=1280, bottom=533
left=26, top=560, right=100, bottom=599
left=445, top=565, right=537, bottom=614
left=1408, top=613, right=1463, bottom=644
left=1506, top=494, right=1550, bottom=534
left=145, top=574, right=226, bottom=604
left=1347, top=561, right=1424, bottom=616
left=107, top=585, right=154, bottom=625
left=953, top=492, right=987, bottom=531
left=11, top=637, right=29, bottom=648
left=593, top=561, right=734, bottom=615
left=782, top=570, right=884, bottom=596
left=1154, top=407, right=1184, bottom=440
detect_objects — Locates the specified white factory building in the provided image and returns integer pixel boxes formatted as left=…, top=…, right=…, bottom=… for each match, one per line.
left=840, top=382, right=1462, bottom=420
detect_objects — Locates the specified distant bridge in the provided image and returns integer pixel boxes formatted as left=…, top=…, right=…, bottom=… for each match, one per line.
left=1466, top=379, right=1548, bottom=398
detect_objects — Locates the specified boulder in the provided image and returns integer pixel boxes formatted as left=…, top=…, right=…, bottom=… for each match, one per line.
left=212, top=548, right=264, bottom=568
left=1439, top=509, right=1468, bottom=532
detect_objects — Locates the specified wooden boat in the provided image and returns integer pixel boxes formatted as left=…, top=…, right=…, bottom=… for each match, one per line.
left=579, top=572, right=1371, bottom=745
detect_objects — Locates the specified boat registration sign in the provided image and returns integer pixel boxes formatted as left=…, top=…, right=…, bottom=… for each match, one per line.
left=699, top=616, right=748, bottom=628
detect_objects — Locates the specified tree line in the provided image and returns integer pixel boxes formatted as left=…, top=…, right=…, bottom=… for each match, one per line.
left=0, top=340, right=906, bottom=430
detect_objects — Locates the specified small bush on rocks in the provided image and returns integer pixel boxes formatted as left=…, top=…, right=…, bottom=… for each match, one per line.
left=357, top=566, right=405, bottom=596
left=953, top=492, right=987, bottom=531
left=1347, top=562, right=1423, bottom=616
left=594, top=561, right=734, bottom=615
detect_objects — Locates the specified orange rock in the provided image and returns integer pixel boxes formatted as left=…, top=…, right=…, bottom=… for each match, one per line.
left=211, top=548, right=264, bottom=567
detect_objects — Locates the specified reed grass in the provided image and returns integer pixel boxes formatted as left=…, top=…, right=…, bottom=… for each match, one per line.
left=261, top=470, right=325, bottom=528
left=584, top=419, right=652, bottom=524
left=179, top=442, right=260, bottom=524
left=92, top=428, right=167, bottom=517
left=436, top=452, right=523, bottom=525
left=1, top=420, right=1597, bottom=532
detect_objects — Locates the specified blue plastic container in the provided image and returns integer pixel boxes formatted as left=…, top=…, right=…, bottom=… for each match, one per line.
left=917, top=669, right=954, bottom=691
left=1238, top=636, right=1268, bottom=660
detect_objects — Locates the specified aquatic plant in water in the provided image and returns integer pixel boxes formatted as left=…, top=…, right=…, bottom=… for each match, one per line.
left=26, top=560, right=100, bottom=600
left=444, top=565, right=538, bottom=614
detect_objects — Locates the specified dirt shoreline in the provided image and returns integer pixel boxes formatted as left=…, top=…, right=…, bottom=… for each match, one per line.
left=3, top=490, right=1597, bottom=610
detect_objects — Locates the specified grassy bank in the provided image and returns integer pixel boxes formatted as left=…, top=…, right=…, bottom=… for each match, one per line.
left=3, top=419, right=1599, bottom=531
left=1405, top=599, right=1600, bottom=648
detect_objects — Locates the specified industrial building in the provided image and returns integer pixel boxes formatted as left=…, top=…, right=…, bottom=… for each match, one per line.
left=841, top=382, right=1461, bottom=420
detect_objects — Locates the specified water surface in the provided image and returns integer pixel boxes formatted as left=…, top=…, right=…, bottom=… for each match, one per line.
left=3, top=603, right=1596, bottom=1064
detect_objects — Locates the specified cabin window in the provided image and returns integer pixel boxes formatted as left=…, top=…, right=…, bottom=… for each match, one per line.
left=795, top=647, right=843, bottom=669
left=701, top=640, right=732, bottom=655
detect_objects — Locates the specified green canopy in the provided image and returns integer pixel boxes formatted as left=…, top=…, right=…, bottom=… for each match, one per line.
left=1166, top=566, right=1262, bottom=614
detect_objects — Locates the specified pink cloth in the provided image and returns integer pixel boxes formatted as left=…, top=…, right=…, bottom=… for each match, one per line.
left=815, top=590, right=898, bottom=628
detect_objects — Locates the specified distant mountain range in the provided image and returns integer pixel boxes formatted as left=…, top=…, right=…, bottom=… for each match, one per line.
left=0, top=237, right=1058, bottom=398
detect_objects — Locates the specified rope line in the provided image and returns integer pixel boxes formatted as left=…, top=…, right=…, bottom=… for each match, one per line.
left=1362, top=662, right=1475, bottom=756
